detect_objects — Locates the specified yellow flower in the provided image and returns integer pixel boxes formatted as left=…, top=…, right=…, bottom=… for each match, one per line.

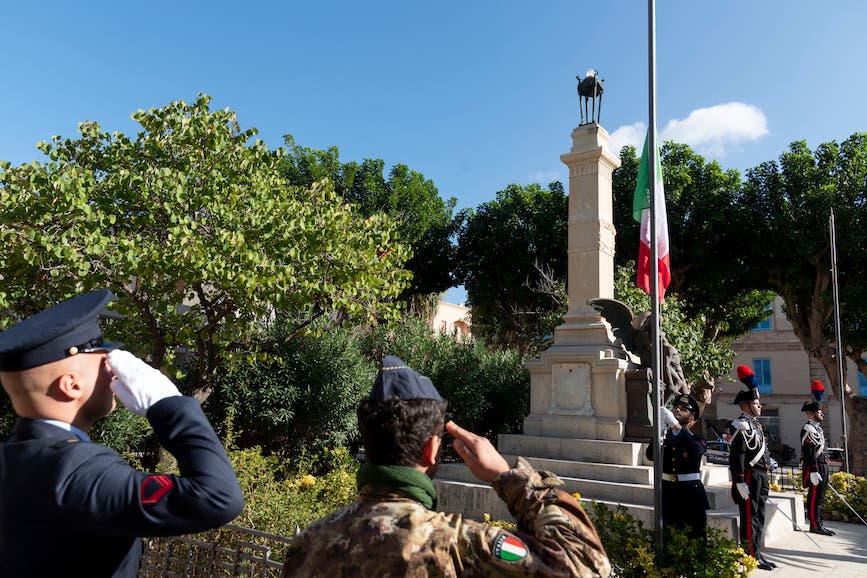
left=299, top=474, right=317, bottom=487
left=571, top=491, right=582, bottom=501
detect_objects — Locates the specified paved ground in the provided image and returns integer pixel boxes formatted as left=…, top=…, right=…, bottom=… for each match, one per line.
left=760, top=520, right=867, bottom=577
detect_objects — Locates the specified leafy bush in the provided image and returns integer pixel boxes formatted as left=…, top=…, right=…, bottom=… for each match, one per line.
left=89, top=405, right=153, bottom=468
left=227, top=442, right=358, bottom=535
left=357, top=316, right=529, bottom=441
left=825, top=471, right=867, bottom=522
left=589, top=502, right=756, bottom=578
left=205, top=320, right=372, bottom=462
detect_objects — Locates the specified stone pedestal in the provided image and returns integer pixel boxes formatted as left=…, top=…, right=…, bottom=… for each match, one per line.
left=624, top=368, right=654, bottom=442
left=521, top=123, right=630, bottom=442
left=554, top=124, right=622, bottom=347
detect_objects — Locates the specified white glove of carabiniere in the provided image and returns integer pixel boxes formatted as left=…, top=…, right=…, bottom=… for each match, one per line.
left=736, top=482, right=750, bottom=500
left=810, top=471, right=822, bottom=486
left=107, top=349, right=182, bottom=417
left=661, top=407, right=679, bottom=429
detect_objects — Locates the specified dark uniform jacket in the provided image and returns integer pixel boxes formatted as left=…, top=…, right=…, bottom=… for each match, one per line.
left=645, top=427, right=710, bottom=533
left=801, top=419, right=829, bottom=471
left=645, top=427, right=707, bottom=478
left=283, top=458, right=611, bottom=577
left=728, top=413, right=771, bottom=479
left=0, top=396, right=244, bottom=578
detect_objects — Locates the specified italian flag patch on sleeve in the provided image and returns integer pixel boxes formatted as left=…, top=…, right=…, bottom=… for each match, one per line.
left=494, top=533, right=528, bottom=562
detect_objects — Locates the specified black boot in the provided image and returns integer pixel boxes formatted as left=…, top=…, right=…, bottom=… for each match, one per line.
left=819, top=524, right=836, bottom=536
left=810, top=525, right=834, bottom=536
left=759, top=556, right=777, bottom=569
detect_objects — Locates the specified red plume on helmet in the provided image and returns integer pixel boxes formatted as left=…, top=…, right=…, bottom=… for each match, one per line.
left=811, top=379, right=825, bottom=402
left=736, top=365, right=757, bottom=390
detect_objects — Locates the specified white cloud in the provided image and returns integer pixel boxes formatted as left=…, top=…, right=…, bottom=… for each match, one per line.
left=529, top=170, right=562, bottom=184
left=661, top=102, right=768, bottom=157
left=608, top=122, right=647, bottom=156
left=608, top=102, right=768, bottom=159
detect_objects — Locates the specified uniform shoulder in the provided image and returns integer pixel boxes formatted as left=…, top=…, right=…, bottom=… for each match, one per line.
left=730, top=416, right=749, bottom=430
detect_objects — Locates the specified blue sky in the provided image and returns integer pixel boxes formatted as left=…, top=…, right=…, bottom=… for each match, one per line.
left=2, top=1, right=865, bottom=304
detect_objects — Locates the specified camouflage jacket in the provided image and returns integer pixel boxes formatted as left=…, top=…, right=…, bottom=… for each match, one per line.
left=282, top=458, right=610, bottom=577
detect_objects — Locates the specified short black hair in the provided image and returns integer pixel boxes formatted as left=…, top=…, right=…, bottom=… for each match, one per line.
left=357, top=397, right=448, bottom=466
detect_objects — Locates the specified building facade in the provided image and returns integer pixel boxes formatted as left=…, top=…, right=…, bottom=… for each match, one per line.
left=709, top=297, right=859, bottom=464
left=429, top=300, right=471, bottom=339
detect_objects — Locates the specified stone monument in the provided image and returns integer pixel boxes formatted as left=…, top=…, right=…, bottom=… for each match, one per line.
left=521, top=121, right=631, bottom=441
left=435, top=76, right=803, bottom=543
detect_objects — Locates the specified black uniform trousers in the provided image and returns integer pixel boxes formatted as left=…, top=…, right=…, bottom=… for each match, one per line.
left=804, top=462, right=830, bottom=529
left=661, top=479, right=708, bottom=540
left=732, top=467, right=769, bottom=558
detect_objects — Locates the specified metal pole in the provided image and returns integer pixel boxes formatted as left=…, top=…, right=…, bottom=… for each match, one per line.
left=829, top=210, right=850, bottom=473
left=647, top=0, right=664, bottom=555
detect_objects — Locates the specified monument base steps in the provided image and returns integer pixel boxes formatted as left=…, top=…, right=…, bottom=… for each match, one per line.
left=434, top=438, right=804, bottom=547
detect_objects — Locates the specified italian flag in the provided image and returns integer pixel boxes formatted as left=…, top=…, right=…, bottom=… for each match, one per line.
left=495, top=534, right=528, bottom=562
left=632, top=131, right=671, bottom=301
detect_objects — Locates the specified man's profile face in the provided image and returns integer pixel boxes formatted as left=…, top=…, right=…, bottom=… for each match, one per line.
left=748, top=399, right=762, bottom=416
left=812, top=409, right=824, bottom=422
left=672, top=403, right=694, bottom=426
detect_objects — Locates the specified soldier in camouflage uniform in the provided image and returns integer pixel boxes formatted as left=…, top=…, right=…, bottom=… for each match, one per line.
left=283, top=355, right=610, bottom=578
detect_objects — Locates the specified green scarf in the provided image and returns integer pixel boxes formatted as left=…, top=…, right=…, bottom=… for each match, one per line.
left=356, top=461, right=438, bottom=510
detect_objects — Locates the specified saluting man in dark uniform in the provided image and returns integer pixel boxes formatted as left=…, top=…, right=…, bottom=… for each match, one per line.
left=728, top=365, right=775, bottom=571
left=0, top=290, right=244, bottom=577
left=801, top=379, right=834, bottom=535
left=645, top=394, right=709, bottom=541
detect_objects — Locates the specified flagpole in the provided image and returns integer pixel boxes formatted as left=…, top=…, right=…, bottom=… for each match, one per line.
left=647, top=0, right=664, bottom=555
left=829, top=209, right=850, bottom=473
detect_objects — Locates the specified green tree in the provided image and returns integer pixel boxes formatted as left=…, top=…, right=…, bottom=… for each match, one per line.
left=736, top=134, right=867, bottom=473
left=454, top=182, right=568, bottom=353
left=613, top=264, right=734, bottom=388
left=206, top=317, right=373, bottom=461
left=612, top=143, right=774, bottom=340
left=0, top=94, right=411, bottom=402
left=282, top=135, right=457, bottom=305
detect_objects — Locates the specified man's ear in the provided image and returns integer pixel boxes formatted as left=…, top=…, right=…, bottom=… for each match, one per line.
left=419, top=435, right=441, bottom=467
left=55, top=373, right=85, bottom=401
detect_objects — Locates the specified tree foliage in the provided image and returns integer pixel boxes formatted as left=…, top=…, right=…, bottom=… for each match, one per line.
left=357, top=316, right=530, bottom=442
left=613, top=264, right=734, bottom=386
left=206, top=317, right=373, bottom=461
left=735, top=133, right=867, bottom=473
left=281, top=135, right=458, bottom=304
left=455, top=182, right=568, bottom=352
left=0, top=94, right=410, bottom=401
left=612, top=143, right=774, bottom=340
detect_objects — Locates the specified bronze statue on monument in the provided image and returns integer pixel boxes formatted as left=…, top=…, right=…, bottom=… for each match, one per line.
left=576, top=69, right=604, bottom=125
left=588, top=297, right=693, bottom=441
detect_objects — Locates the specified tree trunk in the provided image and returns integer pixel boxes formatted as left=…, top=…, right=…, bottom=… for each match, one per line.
left=772, top=265, right=867, bottom=476
left=846, top=394, right=867, bottom=476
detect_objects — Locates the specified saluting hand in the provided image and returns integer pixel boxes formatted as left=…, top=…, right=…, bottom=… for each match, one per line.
left=661, top=407, right=679, bottom=431
left=446, top=421, right=509, bottom=483
left=107, top=350, right=182, bottom=417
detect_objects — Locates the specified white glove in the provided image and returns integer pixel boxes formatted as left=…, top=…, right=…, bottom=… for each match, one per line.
left=661, top=407, right=678, bottom=429
left=107, top=349, right=182, bottom=417
left=736, top=482, right=750, bottom=501
left=810, top=471, right=822, bottom=486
